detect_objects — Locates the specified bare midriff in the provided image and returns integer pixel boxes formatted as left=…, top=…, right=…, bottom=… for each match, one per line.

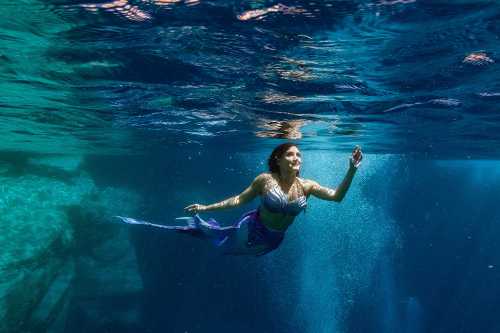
left=258, top=204, right=296, bottom=232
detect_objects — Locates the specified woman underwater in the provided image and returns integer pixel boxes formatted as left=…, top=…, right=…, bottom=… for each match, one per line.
left=117, top=143, right=363, bottom=256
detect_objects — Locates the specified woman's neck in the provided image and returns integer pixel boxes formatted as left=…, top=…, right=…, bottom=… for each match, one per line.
left=278, top=171, right=296, bottom=186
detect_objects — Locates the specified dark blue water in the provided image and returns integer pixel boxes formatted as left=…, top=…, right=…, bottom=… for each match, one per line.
left=1, top=1, right=500, bottom=332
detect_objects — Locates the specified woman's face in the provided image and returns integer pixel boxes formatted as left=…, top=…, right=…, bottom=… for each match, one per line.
left=278, top=146, right=302, bottom=175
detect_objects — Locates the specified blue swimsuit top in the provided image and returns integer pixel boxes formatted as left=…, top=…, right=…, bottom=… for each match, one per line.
left=260, top=185, right=307, bottom=217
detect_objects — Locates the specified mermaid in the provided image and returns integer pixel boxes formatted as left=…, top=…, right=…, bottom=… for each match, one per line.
left=116, top=143, right=363, bottom=256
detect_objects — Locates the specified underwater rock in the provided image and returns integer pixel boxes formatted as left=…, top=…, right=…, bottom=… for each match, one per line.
left=28, top=155, right=83, bottom=173
left=0, top=175, right=78, bottom=332
left=30, top=259, right=76, bottom=332
left=65, top=188, right=143, bottom=332
left=0, top=173, right=142, bottom=333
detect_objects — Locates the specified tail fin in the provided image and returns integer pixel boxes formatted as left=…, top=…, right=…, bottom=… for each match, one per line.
left=115, top=215, right=195, bottom=231
left=115, top=215, right=230, bottom=246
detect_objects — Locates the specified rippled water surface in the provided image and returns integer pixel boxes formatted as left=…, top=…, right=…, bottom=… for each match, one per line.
left=1, top=0, right=499, bottom=157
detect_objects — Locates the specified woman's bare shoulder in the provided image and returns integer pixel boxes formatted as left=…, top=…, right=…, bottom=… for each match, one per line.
left=251, top=173, right=273, bottom=194
left=253, top=173, right=273, bottom=185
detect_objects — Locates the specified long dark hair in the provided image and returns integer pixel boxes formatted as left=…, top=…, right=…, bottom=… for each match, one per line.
left=267, top=142, right=300, bottom=176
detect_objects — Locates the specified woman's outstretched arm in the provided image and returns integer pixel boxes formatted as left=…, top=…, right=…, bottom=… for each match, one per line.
left=184, top=174, right=265, bottom=214
left=304, top=146, right=362, bottom=203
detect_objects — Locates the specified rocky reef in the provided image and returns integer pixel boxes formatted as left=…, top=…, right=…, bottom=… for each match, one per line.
left=0, top=153, right=143, bottom=332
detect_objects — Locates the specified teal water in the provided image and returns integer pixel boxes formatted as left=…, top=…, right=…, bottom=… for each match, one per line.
left=1, top=1, right=500, bottom=332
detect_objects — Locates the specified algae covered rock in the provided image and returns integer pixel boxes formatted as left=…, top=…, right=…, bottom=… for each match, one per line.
left=65, top=187, right=144, bottom=332
left=0, top=169, right=143, bottom=332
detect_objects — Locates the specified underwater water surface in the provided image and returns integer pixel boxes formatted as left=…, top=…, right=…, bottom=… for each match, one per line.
left=1, top=0, right=499, bottom=332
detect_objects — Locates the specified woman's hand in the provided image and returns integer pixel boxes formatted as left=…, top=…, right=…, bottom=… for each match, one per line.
left=184, top=204, right=208, bottom=214
left=349, top=145, right=363, bottom=169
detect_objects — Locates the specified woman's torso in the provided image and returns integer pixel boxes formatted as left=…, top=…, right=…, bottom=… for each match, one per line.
left=258, top=173, right=308, bottom=231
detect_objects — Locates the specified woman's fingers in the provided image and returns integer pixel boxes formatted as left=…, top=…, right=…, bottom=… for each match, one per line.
left=355, top=150, right=363, bottom=160
left=350, top=146, right=363, bottom=168
left=184, top=204, right=206, bottom=214
left=352, top=146, right=362, bottom=161
left=184, top=204, right=199, bottom=212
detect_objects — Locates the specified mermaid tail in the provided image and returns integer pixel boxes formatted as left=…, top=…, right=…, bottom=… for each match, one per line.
left=114, top=215, right=230, bottom=246
left=115, top=216, right=191, bottom=230
left=115, top=210, right=285, bottom=256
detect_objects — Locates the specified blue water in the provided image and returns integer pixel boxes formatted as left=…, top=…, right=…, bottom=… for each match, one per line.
left=1, top=1, right=500, bottom=332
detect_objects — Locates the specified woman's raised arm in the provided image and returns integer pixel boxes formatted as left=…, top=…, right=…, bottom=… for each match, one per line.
left=304, top=146, right=362, bottom=203
left=184, top=174, right=266, bottom=214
